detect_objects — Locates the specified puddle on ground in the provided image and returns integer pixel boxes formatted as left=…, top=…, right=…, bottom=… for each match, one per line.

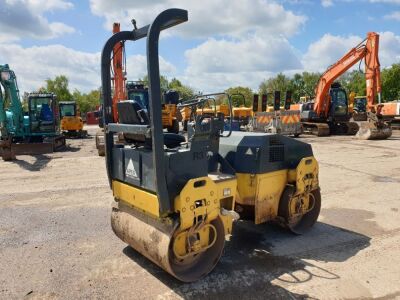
left=321, top=208, right=386, bottom=236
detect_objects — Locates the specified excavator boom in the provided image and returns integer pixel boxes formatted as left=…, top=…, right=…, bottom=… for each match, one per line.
left=112, top=23, right=127, bottom=122
left=314, top=33, right=380, bottom=116
left=364, top=32, right=381, bottom=111
left=95, top=23, right=127, bottom=156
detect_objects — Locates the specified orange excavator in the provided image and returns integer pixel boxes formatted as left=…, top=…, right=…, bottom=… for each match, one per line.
left=96, top=23, right=127, bottom=156
left=299, top=32, right=391, bottom=139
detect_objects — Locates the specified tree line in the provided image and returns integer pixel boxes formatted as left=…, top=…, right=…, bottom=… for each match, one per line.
left=39, top=63, right=400, bottom=113
left=257, top=63, right=400, bottom=106
left=40, top=75, right=196, bottom=114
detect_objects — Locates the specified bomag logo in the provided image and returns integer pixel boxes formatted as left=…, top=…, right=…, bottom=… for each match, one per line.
left=126, top=159, right=138, bottom=179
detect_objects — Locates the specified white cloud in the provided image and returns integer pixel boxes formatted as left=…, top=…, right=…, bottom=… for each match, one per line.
left=384, top=11, right=400, bottom=20
left=125, top=55, right=177, bottom=80
left=302, top=34, right=362, bottom=72
left=302, top=32, right=400, bottom=72
left=180, top=71, right=276, bottom=93
left=378, top=31, right=400, bottom=66
left=0, top=0, right=75, bottom=42
left=0, top=43, right=176, bottom=94
left=5, top=31, right=398, bottom=95
left=88, top=0, right=307, bottom=92
left=185, top=37, right=301, bottom=74
left=183, top=35, right=302, bottom=92
left=89, top=0, right=307, bottom=38
left=321, top=0, right=334, bottom=7
left=0, top=44, right=100, bottom=93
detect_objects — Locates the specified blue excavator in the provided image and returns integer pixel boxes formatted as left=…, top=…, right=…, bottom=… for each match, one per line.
left=0, top=64, right=65, bottom=161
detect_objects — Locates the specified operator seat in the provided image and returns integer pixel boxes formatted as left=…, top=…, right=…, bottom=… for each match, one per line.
left=117, top=100, right=185, bottom=148
left=40, top=104, right=54, bottom=123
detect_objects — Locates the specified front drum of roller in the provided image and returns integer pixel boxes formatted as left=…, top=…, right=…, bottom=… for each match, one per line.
left=111, top=202, right=226, bottom=282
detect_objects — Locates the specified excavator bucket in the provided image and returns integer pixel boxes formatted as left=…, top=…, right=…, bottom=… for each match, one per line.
left=356, top=112, right=392, bottom=140
left=1, top=136, right=66, bottom=161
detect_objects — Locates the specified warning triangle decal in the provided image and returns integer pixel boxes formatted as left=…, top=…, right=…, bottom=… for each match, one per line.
left=126, top=159, right=138, bottom=179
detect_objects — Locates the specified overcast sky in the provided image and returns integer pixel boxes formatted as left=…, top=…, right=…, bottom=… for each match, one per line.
left=1, top=0, right=400, bottom=94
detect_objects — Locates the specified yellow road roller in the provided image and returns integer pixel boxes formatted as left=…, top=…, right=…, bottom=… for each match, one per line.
left=101, top=9, right=321, bottom=282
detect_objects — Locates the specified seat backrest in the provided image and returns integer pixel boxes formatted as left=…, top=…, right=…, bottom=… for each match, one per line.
left=164, top=90, right=179, bottom=105
left=117, top=100, right=148, bottom=125
left=40, top=104, right=54, bottom=122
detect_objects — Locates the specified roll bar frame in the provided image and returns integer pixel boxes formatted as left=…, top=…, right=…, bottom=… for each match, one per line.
left=101, top=9, right=188, bottom=214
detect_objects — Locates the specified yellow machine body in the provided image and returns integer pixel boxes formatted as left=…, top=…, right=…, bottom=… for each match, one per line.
left=111, top=155, right=319, bottom=269
left=348, top=92, right=356, bottom=114
left=112, top=175, right=236, bottom=230
left=111, top=173, right=237, bottom=282
left=196, top=104, right=230, bottom=118
left=232, top=106, right=253, bottom=119
left=59, top=101, right=87, bottom=138
left=61, top=116, right=84, bottom=132
left=180, top=106, right=191, bottom=121
left=161, top=104, right=179, bottom=133
left=162, top=104, right=177, bottom=127
left=235, top=156, right=318, bottom=224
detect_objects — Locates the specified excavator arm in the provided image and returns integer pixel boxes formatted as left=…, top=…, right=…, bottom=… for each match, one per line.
left=0, top=64, right=24, bottom=138
left=111, top=23, right=127, bottom=122
left=314, top=32, right=381, bottom=117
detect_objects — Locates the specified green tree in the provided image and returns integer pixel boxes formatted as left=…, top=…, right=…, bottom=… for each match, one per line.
left=259, top=73, right=292, bottom=105
left=44, top=75, right=72, bottom=102
left=73, top=89, right=101, bottom=114
left=290, top=73, right=304, bottom=102
left=339, top=70, right=365, bottom=96
left=141, top=75, right=195, bottom=101
left=169, top=78, right=195, bottom=100
left=289, top=72, right=321, bottom=102
left=224, top=86, right=253, bottom=107
left=381, top=63, right=400, bottom=101
left=301, top=72, right=321, bottom=99
left=140, top=74, right=170, bottom=94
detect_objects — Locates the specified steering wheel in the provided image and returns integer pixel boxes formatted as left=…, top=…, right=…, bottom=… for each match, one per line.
left=177, top=97, right=209, bottom=109
left=178, top=93, right=234, bottom=138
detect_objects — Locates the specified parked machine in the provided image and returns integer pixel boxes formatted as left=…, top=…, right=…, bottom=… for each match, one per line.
left=127, top=81, right=181, bottom=133
left=102, top=9, right=321, bottom=282
left=86, top=107, right=100, bottom=125
left=59, top=101, right=87, bottom=138
left=250, top=91, right=302, bottom=136
left=0, top=64, right=65, bottom=161
left=299, top=32, right=391, bottom=139
left=162, top=89, right=180, bottom=133
left=225, top=93, right=253, bottom=131
left=180, top=105, right=191, bottom=131
left=193, top=94, right=246, bottom=131
left=299, top=82, right=358, bottom=136
left=380, top=101, right=400, bottom=130
left=348, top=93, right=368, bottom=121
left=182, top=95, right=229, bottom=131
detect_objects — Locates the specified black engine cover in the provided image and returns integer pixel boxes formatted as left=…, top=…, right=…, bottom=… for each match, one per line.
left=218, top=132, right=313, bottom=174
